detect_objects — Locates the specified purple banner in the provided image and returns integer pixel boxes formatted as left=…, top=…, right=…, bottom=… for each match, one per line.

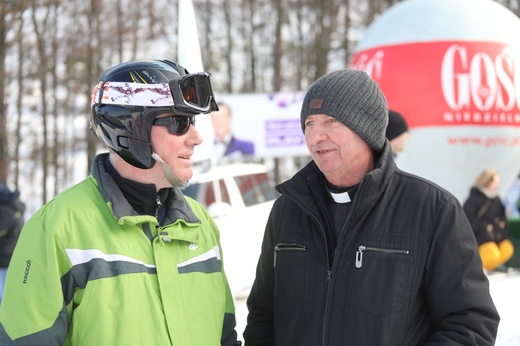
left=265, top=119, right=305, bottom=147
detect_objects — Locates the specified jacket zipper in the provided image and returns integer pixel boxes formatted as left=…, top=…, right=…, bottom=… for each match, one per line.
left=274, top=243, right=306, bottom=267
left=355, top=245, right=410, bottom=268
left=155, top=195, right=162, bottom=223
left=278, top=185, right=335, bottom=346
left=155, top=196, right=166, bottom=244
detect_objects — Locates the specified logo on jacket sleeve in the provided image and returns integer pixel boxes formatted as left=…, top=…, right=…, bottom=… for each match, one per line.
left=23, top=259, right=31, bottom=284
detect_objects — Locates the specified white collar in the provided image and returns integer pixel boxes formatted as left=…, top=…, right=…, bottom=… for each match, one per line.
left=330, top=191, right=351, bottom=204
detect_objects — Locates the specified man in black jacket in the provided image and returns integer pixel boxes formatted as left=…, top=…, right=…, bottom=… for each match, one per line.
left=244, top=69, right=499, bottom=345
left=0, top=179, right=25, bottom=304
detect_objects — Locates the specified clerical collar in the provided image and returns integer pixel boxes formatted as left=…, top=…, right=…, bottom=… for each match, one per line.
left=327, top=182, right=357, bottom=204
left=330, top=191, right=351, bottom=203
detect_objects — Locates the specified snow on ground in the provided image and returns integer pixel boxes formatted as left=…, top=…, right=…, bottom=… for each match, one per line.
left=233, top=271, right=520, bottom=345
left=489, top=271, right=520, bottom=346
left=235, top=296, right=248, bottom=344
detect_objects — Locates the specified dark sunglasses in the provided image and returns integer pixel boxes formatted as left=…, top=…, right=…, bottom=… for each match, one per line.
left=153, top=116, right=195, bottom=135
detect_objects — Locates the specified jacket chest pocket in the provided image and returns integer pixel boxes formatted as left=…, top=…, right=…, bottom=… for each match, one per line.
left=351, top=244, right=412, bottom=315
left=274, top=243, right=306, bottom=312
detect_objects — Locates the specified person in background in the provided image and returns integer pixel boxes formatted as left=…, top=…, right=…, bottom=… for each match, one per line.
left=211, top=102, right=255, bottom=161
left=0, top=60, right=241, bottom=346
left=463, top=168, right=514, bottom=272
left=244, top=69, right=499, bottom=345
left=386, top=109, right=409, bottom=157
left=503, top=172, right=520, bottom=218
left=0, top=179, right=25, bottom=305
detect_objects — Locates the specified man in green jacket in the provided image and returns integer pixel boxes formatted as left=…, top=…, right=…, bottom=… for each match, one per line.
left=0, top=60, right=241, bottom=346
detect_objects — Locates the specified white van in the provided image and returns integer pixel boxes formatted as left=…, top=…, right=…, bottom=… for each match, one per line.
left=183, top=163, right=279, bottom=298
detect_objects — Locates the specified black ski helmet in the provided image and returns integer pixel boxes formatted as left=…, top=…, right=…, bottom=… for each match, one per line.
left=90, top=59, right=218, bottom=168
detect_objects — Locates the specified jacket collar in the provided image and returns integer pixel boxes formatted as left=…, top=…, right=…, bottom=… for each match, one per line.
left=277, top=140, right=397, bottom=210
left=91, top=153, right=200, bottom=224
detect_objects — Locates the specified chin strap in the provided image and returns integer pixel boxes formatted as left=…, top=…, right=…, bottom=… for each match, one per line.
left=151, top=152, right=189, bottom=189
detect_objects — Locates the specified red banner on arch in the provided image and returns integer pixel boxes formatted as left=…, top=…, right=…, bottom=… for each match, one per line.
left=350, top=41, right=520, bottom=128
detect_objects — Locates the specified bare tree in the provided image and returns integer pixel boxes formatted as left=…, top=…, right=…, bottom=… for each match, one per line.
left=286, top=0, right=306, bottom=91
left=31, top=2, right=53, bottom=204
left=498, top=0, right=520, bottom=15
left=241, top=0, right=256, bottom=92
left=223, top=0, right=234, bottom=92
left=0, top=1, right=20, bottom=182
left=86, top=0, right=103, bottom=173
left=2, top=0, right=519, bottom=211
left=342, top=0, right=352, bottom=66
left=13, top=2, right=27, bottom=189
left=49, top=0, right=60, bottom=197
left=272, top=0, right=283, bottom=91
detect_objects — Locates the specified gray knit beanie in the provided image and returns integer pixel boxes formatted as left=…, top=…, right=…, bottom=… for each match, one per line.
left=300, top=69, right=388, bottom=152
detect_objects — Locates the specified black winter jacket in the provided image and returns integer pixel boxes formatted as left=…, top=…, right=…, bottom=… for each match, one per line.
left=463, top=187, right=509, bottom=246
left=244, top=143, right=499, bottom=346
left=0, top=185, right=25, bottom=268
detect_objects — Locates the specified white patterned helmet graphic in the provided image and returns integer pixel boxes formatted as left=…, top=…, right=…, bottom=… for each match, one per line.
left=90, top=59, right=218, bottom=169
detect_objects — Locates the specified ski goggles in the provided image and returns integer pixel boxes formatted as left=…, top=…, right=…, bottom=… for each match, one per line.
left=92, top=72, right=218, bottom=115
left=153, top=115, right=196, bottom=135
left=168, top=72, right=218, bottom=115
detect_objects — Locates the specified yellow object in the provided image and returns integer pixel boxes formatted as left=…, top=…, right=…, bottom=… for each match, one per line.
left=479, top=240, right=515, bottom=271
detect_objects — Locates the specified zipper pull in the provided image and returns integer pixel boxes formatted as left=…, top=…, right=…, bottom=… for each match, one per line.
left=274, top=243, right=306, bottom=268
left=355, top=245, right=365, bottom=268
left=155, top=195, right=162, bottom=221
left=160, top=231, right=172, bottom=243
